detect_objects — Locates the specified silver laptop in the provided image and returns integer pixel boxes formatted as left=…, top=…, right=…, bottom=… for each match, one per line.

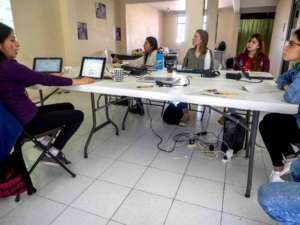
left=33, top=57, right=63, bottom=73
left=137, top=76, right=180, bottom=84
left=78, top=57, right=106, bottom=79
left=233, top=57, right=274, bottom=80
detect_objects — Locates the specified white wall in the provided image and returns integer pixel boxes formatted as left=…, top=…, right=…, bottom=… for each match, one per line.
left=125, top=3, right=164, bottom=55
left=215, top=8, right=240, bottom=63
left=10, top=0, right=123, bottom=68
left=162, top=11, right=186, bottom=64
left=10, top=0, right=123, bottom=100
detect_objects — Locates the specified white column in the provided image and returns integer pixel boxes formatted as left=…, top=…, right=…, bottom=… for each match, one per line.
left=206, top=0, right=219, bottom=51
left=184, top=0, right=204, bottom=54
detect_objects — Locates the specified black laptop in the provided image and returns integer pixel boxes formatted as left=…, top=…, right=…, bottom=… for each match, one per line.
left=78, top=57, right=106, bottom=79
left=233, top=57, right=274, bottom=80
left=33, top=57, right=63, bottom=73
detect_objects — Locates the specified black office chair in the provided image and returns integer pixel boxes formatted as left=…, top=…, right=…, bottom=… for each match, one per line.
left=14, top=127, right=76, bottom=202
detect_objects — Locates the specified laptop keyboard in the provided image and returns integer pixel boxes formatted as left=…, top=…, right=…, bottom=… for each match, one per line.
left=176, top=69, right=204, bottom=74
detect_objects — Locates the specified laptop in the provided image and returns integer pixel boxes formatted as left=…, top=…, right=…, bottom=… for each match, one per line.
left=78, top=57, right=106, bottom=79
left=137, top=76, right=181, bottom=84
left=33, top=57, right=63, bottom=73
left=233, top=57, right=274, bottom=80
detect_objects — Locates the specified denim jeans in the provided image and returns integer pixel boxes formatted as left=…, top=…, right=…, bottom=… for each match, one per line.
left=258, top=159, right=300, bottom=225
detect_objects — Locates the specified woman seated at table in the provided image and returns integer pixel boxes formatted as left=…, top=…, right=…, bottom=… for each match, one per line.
left=218, top=33, right=270, bottom=125
left=113, top=36, right=158, bottom=115
left=0, top=22, right=94, bottom=165
left=176, top=29, right=213, bottom=126
left=259, top=28, right=300, bottom=182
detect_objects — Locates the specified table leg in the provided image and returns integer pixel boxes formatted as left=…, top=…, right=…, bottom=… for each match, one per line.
left=84, top=93, right=119, bottom=158
left=39, top=90, right=44, bottom=106
left=245, top=110, right=260, bottom=198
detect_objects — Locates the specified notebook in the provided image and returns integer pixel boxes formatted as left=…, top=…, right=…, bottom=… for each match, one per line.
left=78, top=57, right=106, bottom=79
left=137, top=76, right=180, bottom=84
left=233, top=57, right=274, bottom=80
left=33, top=57, right=63, bottom=73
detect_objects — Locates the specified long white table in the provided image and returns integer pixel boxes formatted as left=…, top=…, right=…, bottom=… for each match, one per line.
left=60, top=69, right=298, bottom=198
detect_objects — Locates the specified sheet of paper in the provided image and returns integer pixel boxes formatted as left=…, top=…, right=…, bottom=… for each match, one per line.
left=242, top=82, right=280, bottom=94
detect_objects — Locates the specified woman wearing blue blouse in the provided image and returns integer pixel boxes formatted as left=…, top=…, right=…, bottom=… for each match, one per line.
left=258, top=28, right=300, bottom=224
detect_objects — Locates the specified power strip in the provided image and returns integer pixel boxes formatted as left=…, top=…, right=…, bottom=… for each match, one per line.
left=188, top=143, right=197, bottom=148
left=222, top=149, right=234, bottom=163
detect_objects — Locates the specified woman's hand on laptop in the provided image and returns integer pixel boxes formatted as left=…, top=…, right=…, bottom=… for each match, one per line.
left=72, top=78, right=95, bottom=85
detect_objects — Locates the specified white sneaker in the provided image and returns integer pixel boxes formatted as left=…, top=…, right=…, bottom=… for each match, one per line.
left=281, top=158, right=298, bottom=177
left=270, top=170, right=285, bottom=182
left=179, top=117, right=190, bottom=126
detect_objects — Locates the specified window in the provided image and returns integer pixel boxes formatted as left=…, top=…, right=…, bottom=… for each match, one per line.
left=0, top=0, right=15, bottom=29
left=176, top=16, right=185, bottom=43
left=203, top=14, right=207, bottom=30
left=176, top=15, right=207, bottom=43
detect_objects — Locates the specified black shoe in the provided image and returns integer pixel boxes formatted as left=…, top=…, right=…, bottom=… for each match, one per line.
left=130, top=106, right=144, bottom=115
left=40, top=151, right=71, bottom=166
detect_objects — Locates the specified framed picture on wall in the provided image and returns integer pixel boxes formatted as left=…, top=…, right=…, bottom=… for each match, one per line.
left=113, top=27, right=121, bottom=41
left=77, top=22, right=88, bottom=40
left=95, top=2, right=106, bottom=20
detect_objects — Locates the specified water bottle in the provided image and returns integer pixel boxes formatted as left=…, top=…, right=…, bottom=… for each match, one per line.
left=156, top=52, right=163, bottom=70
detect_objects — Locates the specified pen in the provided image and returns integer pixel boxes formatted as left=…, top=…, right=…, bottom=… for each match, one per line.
left=136, top=85, right=153, bottom=88
left=214, top=92, right=239, bottom=95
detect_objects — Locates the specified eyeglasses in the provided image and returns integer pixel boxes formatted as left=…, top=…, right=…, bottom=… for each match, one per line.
left=285, top=40, right=300, bottom=47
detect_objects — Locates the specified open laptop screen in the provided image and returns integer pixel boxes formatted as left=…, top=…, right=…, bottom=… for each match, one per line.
left=79, top=57, right=106, bottom=79
left=33, top=57, right=63, bottom=73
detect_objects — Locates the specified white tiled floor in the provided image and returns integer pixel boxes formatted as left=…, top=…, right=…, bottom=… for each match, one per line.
left=0, top=91, right=279, bottom=225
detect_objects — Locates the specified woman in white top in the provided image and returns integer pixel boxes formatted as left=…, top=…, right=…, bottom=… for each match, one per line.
left=130, top=36, right=158, bottom=115
left=113, top=37, right=158, bottom=115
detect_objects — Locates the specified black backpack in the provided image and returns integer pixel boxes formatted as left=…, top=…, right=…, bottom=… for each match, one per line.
left=163, top=103, right=183, bottom=125
left=221, top=114, right=246, bottom=154
left=226, top=57, right=234, bottom=69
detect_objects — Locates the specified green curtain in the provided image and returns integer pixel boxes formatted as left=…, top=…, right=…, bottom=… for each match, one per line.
left=236, top=19, right=274, bottom=56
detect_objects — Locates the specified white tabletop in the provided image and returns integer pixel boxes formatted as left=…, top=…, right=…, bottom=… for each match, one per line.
left=58, top=70, right=298, bottom=114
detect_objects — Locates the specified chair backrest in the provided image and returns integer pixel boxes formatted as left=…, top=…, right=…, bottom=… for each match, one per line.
left=213, top=59, right=222, bottom=70
left=0, top=100, right=23, bottom=164
left=94, top=50, right=113, bottom=64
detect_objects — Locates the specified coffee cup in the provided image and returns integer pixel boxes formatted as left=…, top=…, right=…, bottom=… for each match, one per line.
left=110, top=68, right=124, bottom=82
left=166, top=61, right=174, bottom=74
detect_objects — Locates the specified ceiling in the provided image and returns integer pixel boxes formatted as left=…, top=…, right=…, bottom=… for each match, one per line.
left=146, top=0, right=278, bottom=13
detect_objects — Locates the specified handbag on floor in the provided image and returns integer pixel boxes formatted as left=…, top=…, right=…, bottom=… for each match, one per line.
left=163, top=103, right=183, bottom=125
left=0, top=152, right=28, bottom=198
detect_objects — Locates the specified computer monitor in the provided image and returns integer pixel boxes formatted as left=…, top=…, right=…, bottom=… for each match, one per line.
left=33, top=57, right=63, bottom=73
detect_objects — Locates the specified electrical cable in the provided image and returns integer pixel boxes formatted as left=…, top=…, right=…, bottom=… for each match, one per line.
left=145, top=100, right=186, bottom=153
